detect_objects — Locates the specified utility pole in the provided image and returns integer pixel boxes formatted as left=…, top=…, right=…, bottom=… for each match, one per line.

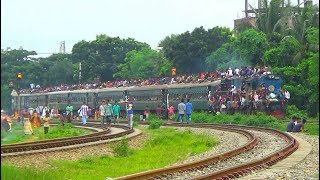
left=79, top=62, right=82, bottom=84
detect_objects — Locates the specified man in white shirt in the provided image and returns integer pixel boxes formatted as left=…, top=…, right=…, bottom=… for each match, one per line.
left=78, top=102, right=88, bottom=125
left=284, top=89, right=290, bottom=101
left=234, top=67, right=240, bottom=77
left=227, top=68, right=233, bottom=77
left=230, top=85, right=237, bottom=97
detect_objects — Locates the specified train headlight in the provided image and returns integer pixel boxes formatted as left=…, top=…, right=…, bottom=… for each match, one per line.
left=17, top=73, right=23, bottom=80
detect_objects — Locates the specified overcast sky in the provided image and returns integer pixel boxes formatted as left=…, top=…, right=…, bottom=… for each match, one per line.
left=2, top=0, right=266, bottom=56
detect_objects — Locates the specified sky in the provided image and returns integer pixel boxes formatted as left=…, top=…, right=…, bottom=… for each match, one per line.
left=2, top=0, right=265, bottom=57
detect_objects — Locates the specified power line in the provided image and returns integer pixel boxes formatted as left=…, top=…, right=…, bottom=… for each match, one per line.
left=35, top=52, right=71, bottom=54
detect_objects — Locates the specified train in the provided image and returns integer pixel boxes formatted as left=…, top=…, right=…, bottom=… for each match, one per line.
left=11, top=73, right=284, bottom=118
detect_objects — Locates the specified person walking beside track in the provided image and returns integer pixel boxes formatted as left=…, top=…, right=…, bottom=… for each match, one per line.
left=185, top=98, right=193, bottom=124
left=126, top=98, right=134, bottom=129
left=112, top=101, right=120, bottom=125
left=78, top=101, right=89, bottom=125
left=99, top=100, right=106, bottom=128
left=104, top=99, right=113, bottom=130
left=42, top=112, right=50, bottom=134
left=178, top=98, right=186, bottom=123
left=65, top=102, right=74, bottom=123
left=168, top=104, right=175, bottom=120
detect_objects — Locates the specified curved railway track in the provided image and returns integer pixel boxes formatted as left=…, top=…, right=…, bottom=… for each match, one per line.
left=1, top=123, right=135, bottom=157
left=116, top=123, right=298, bottom=180
left=1, top=121, right=299, bottom=179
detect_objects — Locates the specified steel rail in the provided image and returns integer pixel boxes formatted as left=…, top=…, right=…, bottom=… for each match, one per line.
left=116, top=124, right=259, bottom=180
left=116, top=123, right=298, bottom=180
left=192, top=124, right=299, bottom=179
left=1, top=124, right=133, bottom=154
left=1, top=124, right=104, bottom=148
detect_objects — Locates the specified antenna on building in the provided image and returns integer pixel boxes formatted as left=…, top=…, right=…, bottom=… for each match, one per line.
left=59, top=41, right=66, bottom=54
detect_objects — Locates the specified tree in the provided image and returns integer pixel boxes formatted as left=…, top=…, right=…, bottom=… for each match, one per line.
left=234, top=29, right=268, bottom=65
left=71, top=35, right=149, bottom=81
left=263, top=35, right=301, bottom=67
left=159, top=26, right=233, bottom=74
left=114, top=48, right=172, bottom=79
left=272, top=52, right=319, bottom=117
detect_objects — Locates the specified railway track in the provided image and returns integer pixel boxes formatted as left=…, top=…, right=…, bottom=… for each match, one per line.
left=116, top=123, right=298, bottom=180
left=1, top=121, right=299, bottom=179
left=1, top=123, right=135, bottom=157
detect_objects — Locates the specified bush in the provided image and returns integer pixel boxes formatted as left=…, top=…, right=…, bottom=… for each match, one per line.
left=148, top=119, right=164, bottom=129
left=285, top=105, right=308, bottom=119
left=112, top=138, right=132, bottom=157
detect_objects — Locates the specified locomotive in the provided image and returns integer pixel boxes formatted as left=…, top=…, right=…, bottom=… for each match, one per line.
left=11, top=74, right=284, bottom=118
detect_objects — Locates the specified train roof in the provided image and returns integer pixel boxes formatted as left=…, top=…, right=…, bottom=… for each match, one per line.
left=16, top=80, right=221, bottom=97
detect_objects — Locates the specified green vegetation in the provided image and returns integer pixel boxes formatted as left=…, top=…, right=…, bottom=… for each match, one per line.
left=1, top=123, right=92, bottom=145
left=1, top=127, right=218, bottom=180
left=111, top=138, right=132, bottom=157
left=190, top=112, right=319, bottom=136
left=148, top=115, right=164, bottom=129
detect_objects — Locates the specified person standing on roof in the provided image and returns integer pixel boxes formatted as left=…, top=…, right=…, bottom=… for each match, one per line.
left=227, top=67, right=233, bottom=77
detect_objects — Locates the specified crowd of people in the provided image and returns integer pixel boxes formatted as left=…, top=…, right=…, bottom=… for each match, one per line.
left=20, top=66, right=272, bottom=94
left=95, top=100, right=121, bottom=129
left=206, top=82, right=290, bottom=116
left=0, top=107, right=51, bottom=135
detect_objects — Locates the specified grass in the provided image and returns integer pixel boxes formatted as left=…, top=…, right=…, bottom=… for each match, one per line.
left=1, top=112, right=318, bottom=180
left=1, top=127, right=218, bottom=180
left=1, top=122, right=92, bottom=145
left=190, top=112, right=319, bottom=136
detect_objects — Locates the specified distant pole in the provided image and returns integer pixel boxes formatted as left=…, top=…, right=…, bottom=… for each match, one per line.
left=245, top=0, right=248, bottom=18
left=79, top=62, right=82, bottom=84
left=16, top=73, right=23, bottom=118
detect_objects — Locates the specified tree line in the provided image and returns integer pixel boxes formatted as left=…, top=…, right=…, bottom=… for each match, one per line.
left=1, top=0, right=319, bottom=117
